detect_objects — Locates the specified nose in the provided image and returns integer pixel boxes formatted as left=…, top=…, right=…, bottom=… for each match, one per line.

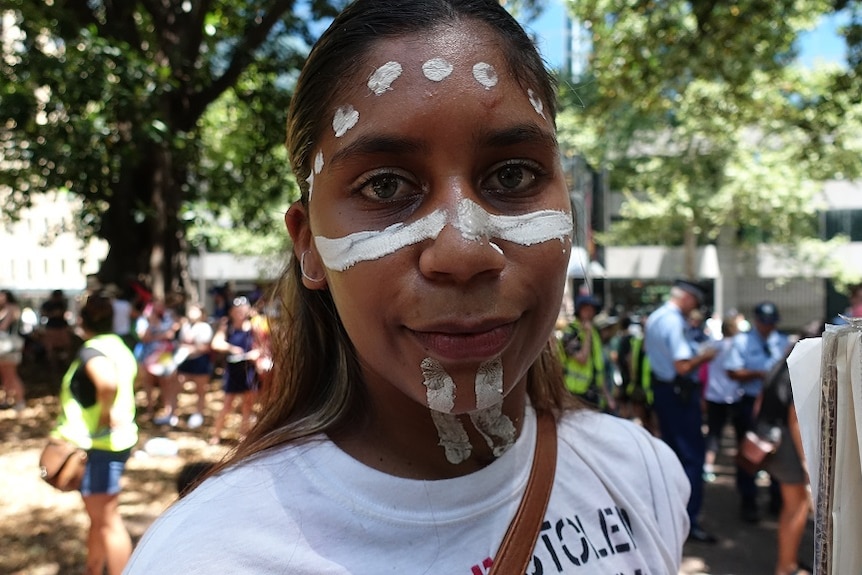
left=418, top=209, right=506, bottom=283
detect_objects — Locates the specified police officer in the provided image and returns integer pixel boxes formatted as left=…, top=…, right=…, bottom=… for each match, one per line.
left=644, top=279, right=718, bottom=543
left=726, top=301, right=790, bottom=523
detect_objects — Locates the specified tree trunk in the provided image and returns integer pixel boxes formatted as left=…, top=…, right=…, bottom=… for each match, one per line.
left=97, top=141, right=190, bottom=302
left=684, top=222, right=697, bottom=280
left=97, top=153, right=152, bottom=288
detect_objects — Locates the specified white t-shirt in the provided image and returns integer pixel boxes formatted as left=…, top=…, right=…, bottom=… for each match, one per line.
left=178, top=321, right=214, bottom=359
left=112, top=299, right=132, bottom=336
left=705, top=337, right=744, bottom=404
left=125, top=409, right=689, bottom=574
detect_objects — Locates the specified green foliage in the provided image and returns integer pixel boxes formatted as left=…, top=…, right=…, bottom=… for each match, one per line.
left=0, top=0, right=341, bottom=292
left=557, top=0, right=860, bottom=274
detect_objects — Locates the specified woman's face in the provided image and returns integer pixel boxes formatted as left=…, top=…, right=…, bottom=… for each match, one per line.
left=288, top=22, right=571, bottom=415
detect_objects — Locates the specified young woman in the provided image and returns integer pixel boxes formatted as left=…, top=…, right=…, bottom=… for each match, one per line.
left=760, top=321, right=822, bottom=575
left=51, top=293, right=138, bottom=575
left=0, top=289, right=26, bottom=410
left=126, top=1, right=689, bottom=572
left=208, top=296, right=259, bottom=444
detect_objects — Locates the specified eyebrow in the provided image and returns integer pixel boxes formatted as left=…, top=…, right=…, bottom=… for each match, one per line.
left=328, top=123, right=558, bottom=167
left=479, top=124, right=558, bottom=151
left=329, top=134, right=428, bottom=166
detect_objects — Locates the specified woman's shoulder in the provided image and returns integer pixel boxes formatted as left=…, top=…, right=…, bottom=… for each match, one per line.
left=126, top=444, right=317, bottom=573
left=557, top=410, right=682, bottom=474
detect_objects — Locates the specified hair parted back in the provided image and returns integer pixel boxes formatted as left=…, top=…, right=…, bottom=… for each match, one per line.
left=219, top=0, right=575, bottom=476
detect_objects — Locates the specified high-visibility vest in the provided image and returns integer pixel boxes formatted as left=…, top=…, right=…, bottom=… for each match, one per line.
left=559, top=320, right=605, bottom=398
left=626, top=335, right=653, bottom=405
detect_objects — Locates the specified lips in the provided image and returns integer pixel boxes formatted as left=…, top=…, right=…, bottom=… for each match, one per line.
left=411, top=321, right=515, bottom=362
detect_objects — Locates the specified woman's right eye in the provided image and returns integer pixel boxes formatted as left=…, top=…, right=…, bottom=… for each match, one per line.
left=355, top=170, right=417, bottom=202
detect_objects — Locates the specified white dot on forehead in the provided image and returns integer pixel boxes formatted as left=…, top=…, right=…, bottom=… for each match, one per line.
left=313, top=150, right=324, bottom=174
left=305, top=171, right=315, bottom=201
left=472, top=62, right=498, bottom=89
left=367, top=61, right=403, bottom=95
left=332, top=105, right=359, bottom=138
left=422, top=58, right=453, bottom=82
left=527, top=89, right=545, bottom=119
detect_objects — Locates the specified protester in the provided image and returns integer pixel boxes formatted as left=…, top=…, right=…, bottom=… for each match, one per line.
left=106, top=284, right=135, bottom=350
left=135, top=298, right=180, bottom=421
left=644, top=279, right=719, bottom=543
left=50, top=293, right=138, bottom=575
left=249, top=298, right=273, bottom=390
left=758, top=319, right=822, bottom=575
left=0, top=289, right=26, bottom=411
left=726, top=301, right=790, bottom=523
left=208, top=296, right=258, bottom=444
left=124, top=2, right=690, bottom=572
left=155, top=304, right=214, bottom=430
left=703, top=314, right=742, bottom=483
left=559, top=294, right=609, bottom=408
left=39, top=289, right=73, bottom=367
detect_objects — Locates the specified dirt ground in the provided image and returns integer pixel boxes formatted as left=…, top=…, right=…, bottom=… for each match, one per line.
left=1, top=357, right=814, bottom=575
left=0, top=359, right=233, bottom=575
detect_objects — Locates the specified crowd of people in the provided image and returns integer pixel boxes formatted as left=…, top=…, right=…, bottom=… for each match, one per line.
left=556, top=279, right=860, bottom=575
left=1, top=283, right=273, bottom=447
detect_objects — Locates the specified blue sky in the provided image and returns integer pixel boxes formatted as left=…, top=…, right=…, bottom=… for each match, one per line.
left=527, top=1, right=848, bottom=70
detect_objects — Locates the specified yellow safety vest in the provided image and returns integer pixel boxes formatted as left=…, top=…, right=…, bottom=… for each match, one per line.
left=53, top=334, right=138, bottom=451
left=559, top=320, right=605, bottom=401
left=626, top=335, right=653, bottom=405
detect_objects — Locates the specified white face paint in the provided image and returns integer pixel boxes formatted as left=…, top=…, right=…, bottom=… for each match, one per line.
left=367, top=61, right=403, bottom=95
left=422, top=357, right=471, bottom=465
left=453, top=198, right=572, bottom=246
left=306, top=150, right=325, bottom=202
left=470, top=405, right=517, bottom=457
left=430, top=411, right=472, bottom=464
left=474, top=358, right=503, bottom=410
left=332, top=105, right=360, bottom=138
left=527, top=89, right=545, bottom=119
left=472, top=62, right=498, bottom=89
left=315, top=209, right=447, bottom=271
left=422, top=58, right=453, bottom=82
left=305, top=171, right=315, bottom=199
left=424, top=356, right=510, bottom=463
left=314, top=199, right=571, bottom=271
left=421, top=357, right=456, bottom=413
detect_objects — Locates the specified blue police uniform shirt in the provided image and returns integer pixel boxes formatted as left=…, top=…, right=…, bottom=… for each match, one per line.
left=725, top=328, right=790, bottom=397
left=644, top=301, right=694, bottom=382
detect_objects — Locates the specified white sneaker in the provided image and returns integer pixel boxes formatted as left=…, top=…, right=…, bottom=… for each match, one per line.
left=188, top=412, right=204, bottom=430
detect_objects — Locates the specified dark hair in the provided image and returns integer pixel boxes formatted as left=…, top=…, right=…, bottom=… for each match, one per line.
left=176, top=461, right=216, bottom=496
left=0, top=289, right=16, bottom=305
left=79, top=293, right=114, bottom=334
left=215, top=0, right=572, bottom=479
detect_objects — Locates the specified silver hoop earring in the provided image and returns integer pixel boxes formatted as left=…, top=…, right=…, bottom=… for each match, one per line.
left=300, top=250, right=325, bottom=283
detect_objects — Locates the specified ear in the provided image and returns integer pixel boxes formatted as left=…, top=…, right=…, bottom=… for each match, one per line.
left=285, top=202, right=327, bottom=290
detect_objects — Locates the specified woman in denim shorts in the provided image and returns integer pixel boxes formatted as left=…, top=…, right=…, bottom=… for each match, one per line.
left=51, top=293, right=138, bottom=575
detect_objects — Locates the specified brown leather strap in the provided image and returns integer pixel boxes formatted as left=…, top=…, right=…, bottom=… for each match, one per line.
left=490, top=410, right=557, bottom=575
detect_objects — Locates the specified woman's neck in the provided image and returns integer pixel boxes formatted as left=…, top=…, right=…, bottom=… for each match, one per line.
left=329, top=379, right=528, bottom=480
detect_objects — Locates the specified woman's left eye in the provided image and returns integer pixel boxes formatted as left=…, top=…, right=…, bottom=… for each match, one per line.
left=483, top=161, right=542, bottom=195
